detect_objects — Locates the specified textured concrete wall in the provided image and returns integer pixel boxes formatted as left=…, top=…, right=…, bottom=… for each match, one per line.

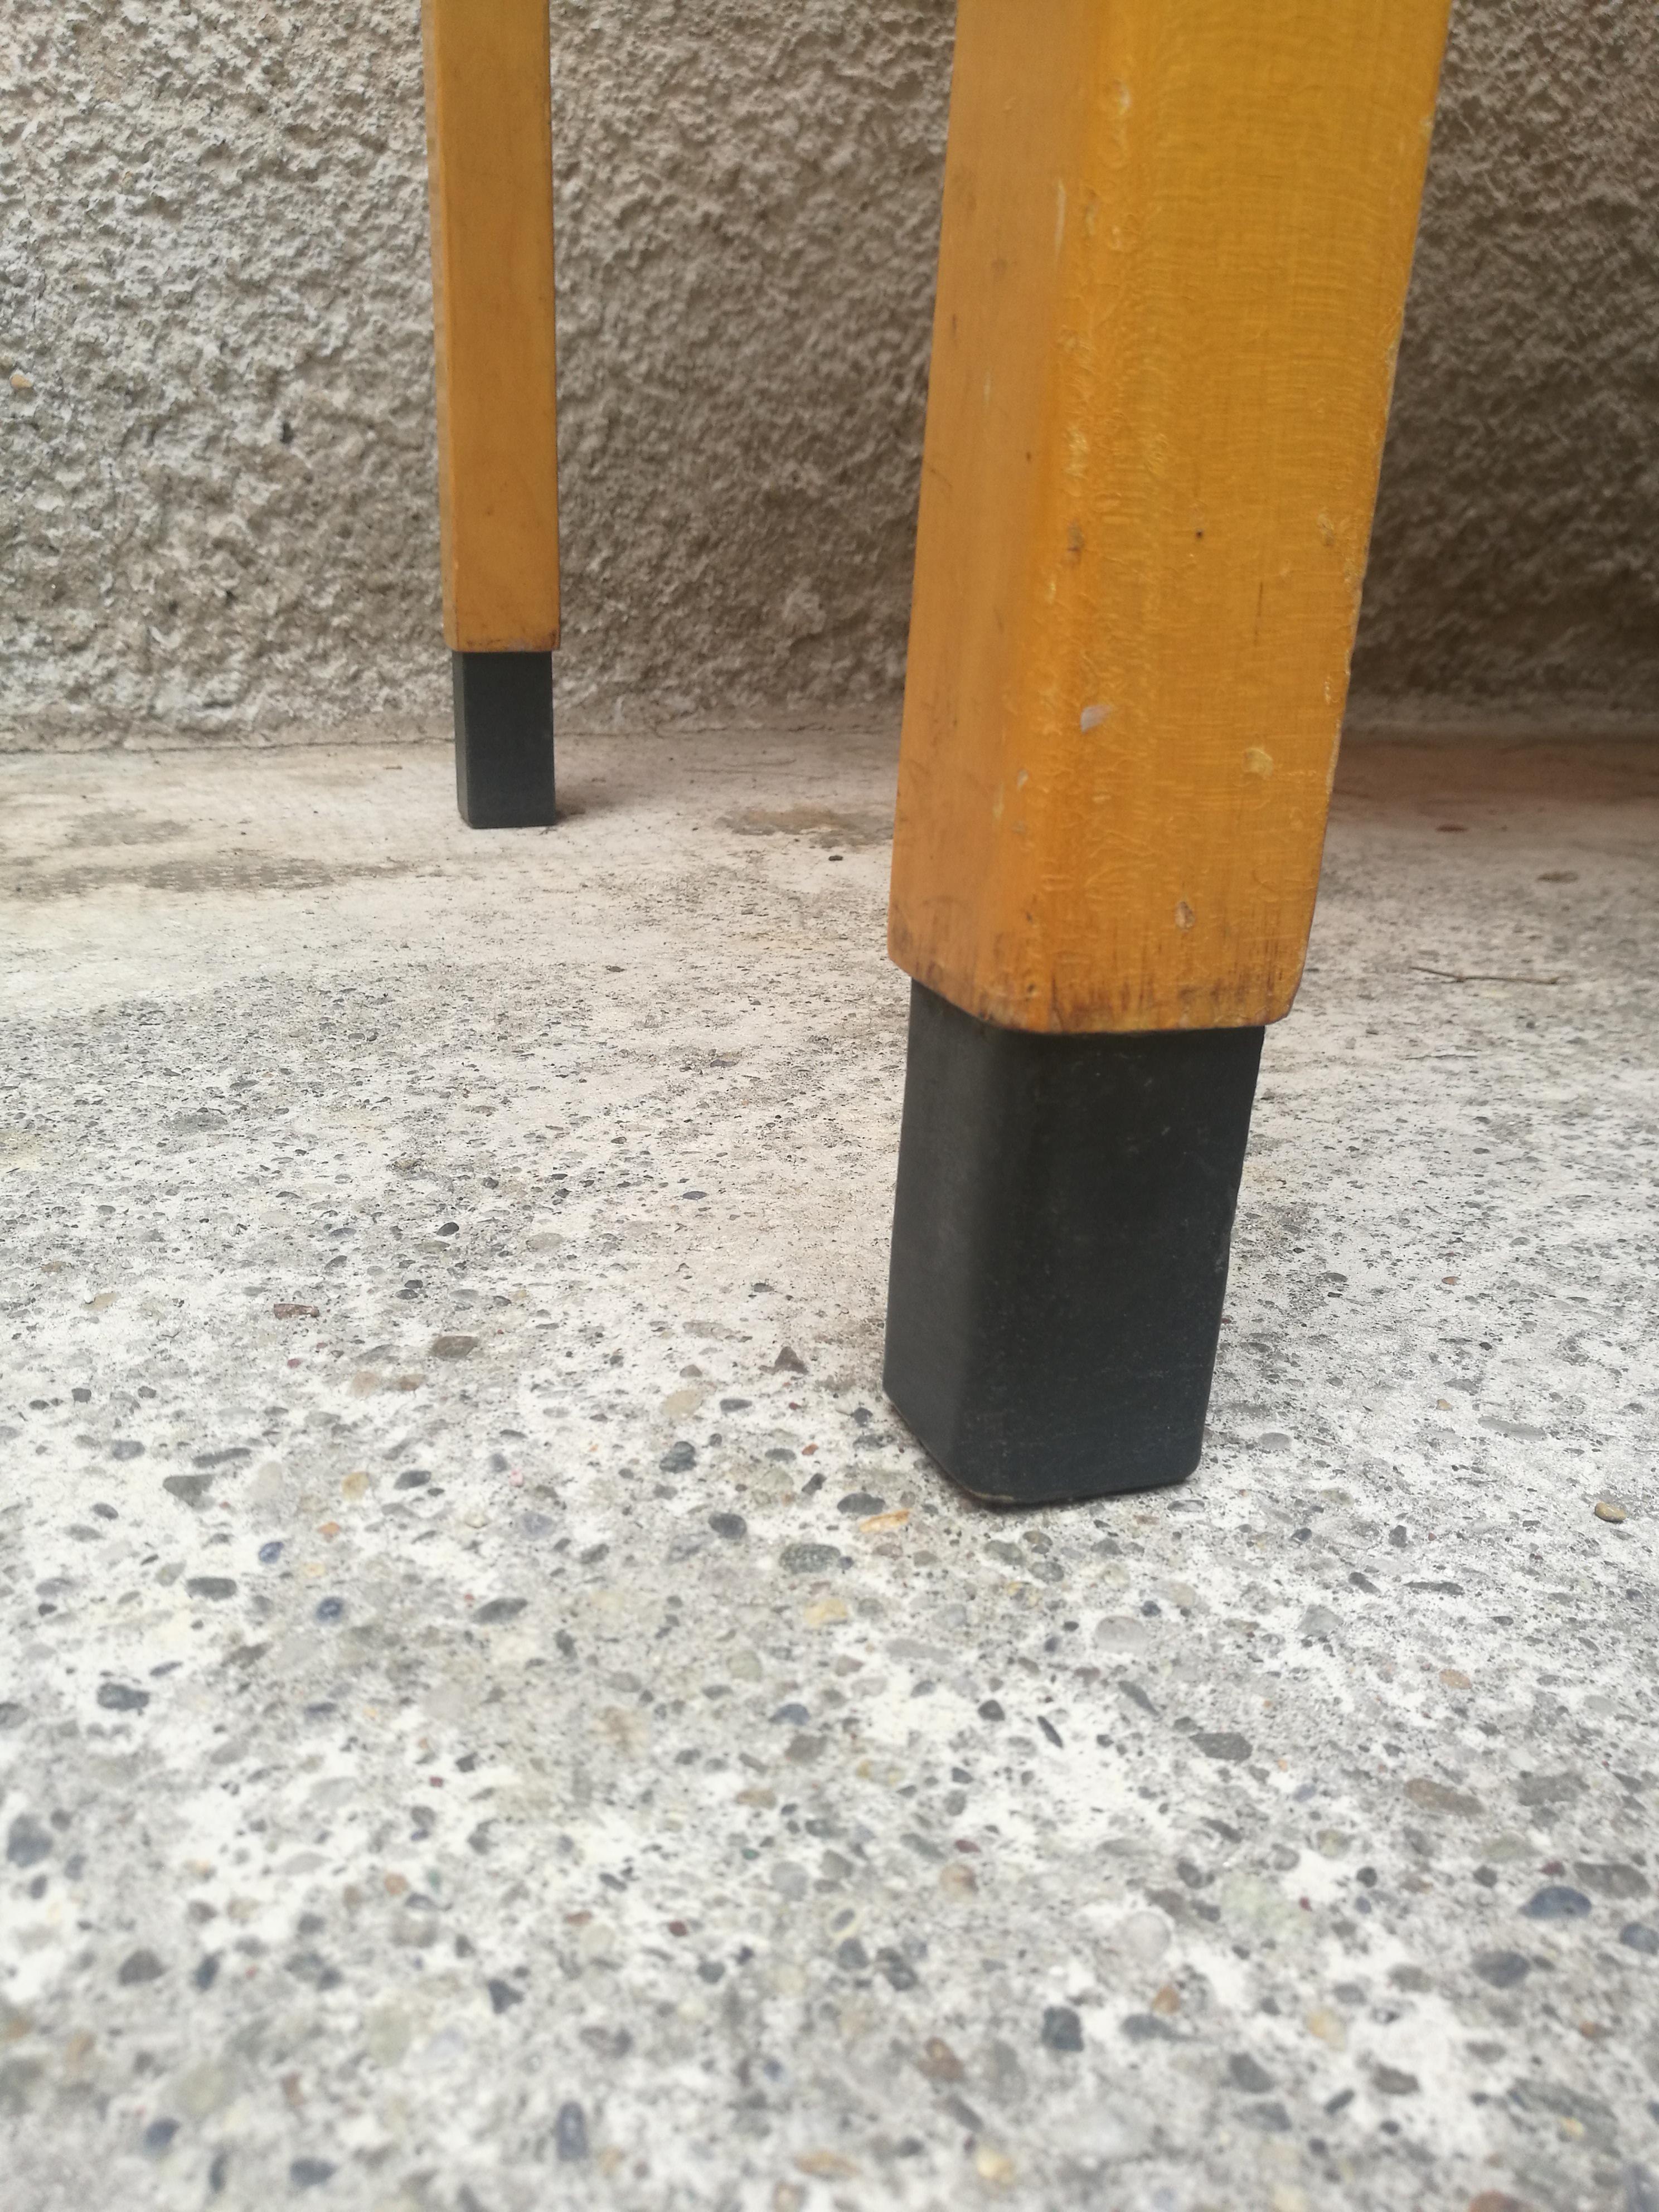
left=1353, top=0, right=1659, bottom=725
left=2, top=1, right=1655, bottom=748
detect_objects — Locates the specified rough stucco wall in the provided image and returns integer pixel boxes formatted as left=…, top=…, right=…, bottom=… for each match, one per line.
left=0, top=0, right=953, bottom=745
left=1, top=0, right=1655, bottom=748
left=1353, top=0, right=1659, bottom=723
left=2, top=5, right=444, bottom=744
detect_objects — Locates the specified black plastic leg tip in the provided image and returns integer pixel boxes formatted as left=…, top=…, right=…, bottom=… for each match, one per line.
left=882, top=982, right=1263, bottom=1507
left=452, top=651, right=555, bottom=828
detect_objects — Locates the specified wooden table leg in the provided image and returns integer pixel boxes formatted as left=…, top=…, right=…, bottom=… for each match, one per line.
left=884, top=0, right=1452, bottom=1505
left=422, top=0, right=561, bottom=828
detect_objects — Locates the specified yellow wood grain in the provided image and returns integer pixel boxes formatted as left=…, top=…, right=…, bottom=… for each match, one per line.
left=422, top=0, right=560, bottom=652
left=889, top=0, right=1451, bottom=1032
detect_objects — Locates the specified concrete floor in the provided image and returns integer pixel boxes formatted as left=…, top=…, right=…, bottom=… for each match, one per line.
left=2, top=728, right=1657, bottom=2212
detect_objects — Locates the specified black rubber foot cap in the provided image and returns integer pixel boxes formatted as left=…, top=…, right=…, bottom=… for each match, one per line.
left=883, top=982, right=1263, bottom=1506
left=452, top=651, right=555, bottom=828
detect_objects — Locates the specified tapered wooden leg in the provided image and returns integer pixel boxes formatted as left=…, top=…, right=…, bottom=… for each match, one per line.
left=884, top=0, right=1451, bottom=1502
left=422, top=0, right=561, bottom=828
